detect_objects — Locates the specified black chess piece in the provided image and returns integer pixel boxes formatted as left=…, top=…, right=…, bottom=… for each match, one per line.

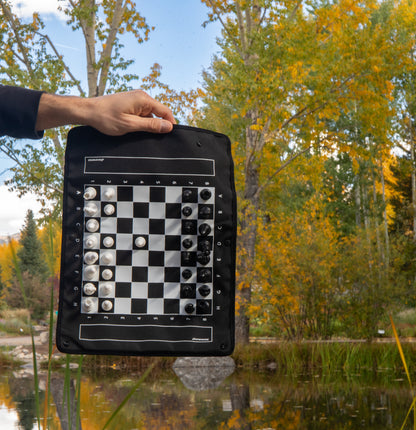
left=198, top=223, right=211, bottom=237
left=198, top=285, right=211, bottom=297
left=200, top=189, right=212, bottom=200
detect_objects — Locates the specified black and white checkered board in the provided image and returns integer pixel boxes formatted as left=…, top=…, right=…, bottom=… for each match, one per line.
left=57, top=125, right=236, bottom=356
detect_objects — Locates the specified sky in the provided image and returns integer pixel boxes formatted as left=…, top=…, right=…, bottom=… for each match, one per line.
left=0, top=0, right=222, bottom=235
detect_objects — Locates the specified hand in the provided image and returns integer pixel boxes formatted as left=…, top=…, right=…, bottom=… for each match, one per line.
left=86, top=90, right=176, bottom=135
left=36, top=90, right=176, bottom=135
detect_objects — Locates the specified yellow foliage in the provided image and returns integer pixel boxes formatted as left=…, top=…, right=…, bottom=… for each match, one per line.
left=0, top=239, right=20, bottom=287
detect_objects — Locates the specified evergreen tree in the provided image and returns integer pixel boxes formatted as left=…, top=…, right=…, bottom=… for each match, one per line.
left=17, top=210, right=49, bottom=282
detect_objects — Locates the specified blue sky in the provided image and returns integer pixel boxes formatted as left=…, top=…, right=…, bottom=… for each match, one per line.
left=0, top=0, right=222, bottom=234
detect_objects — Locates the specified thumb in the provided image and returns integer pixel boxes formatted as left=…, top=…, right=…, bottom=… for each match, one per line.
left=133, top=116, right=174, bottom=134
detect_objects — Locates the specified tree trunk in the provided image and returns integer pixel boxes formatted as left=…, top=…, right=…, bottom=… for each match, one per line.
left=236, top=110, right=261, bottom=344
left=379, top=160, right=390, bottom=266
left=411, top=123, right=416, bottom=241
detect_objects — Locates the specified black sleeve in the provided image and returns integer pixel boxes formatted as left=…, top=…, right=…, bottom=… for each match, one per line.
left=0, top=85, right=45, bottom=139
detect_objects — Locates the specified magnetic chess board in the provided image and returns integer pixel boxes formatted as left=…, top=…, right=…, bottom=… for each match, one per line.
left=57, top=125, right=236, bottom=356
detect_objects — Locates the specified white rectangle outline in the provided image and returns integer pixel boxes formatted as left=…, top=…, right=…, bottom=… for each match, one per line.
left=79, top=323, right=213, bottom=343
left=84, top=156, right=216, bottom=176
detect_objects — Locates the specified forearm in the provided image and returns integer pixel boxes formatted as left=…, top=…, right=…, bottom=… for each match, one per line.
left=35, top=93, right=92, bottom=131
left=35, top=90, right=175, bottom=136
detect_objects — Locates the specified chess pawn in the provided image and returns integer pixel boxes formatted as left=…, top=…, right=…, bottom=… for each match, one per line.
left=103, top=188, right=115, bottom=200
left=84, top=251, right=99, bottom=265
left=200, top=189, right=212, bottom=200
left=83, top=298, right=95, bottom=312
left=197, top=300, right=210, bottom=313
left=100, top=283, right=113, bottom=296
left=101, top=252, right=114, bottom=265
left=83, top=283, right=97, bottom=296
left=182, top=269, right=193, bottom=280
left=198, top=268, right=212, bottom=282
left=101, top=269, right=113, bottom=280
left=103, top=236, right=114, bottom=248
left=86, top=219, right=99, bottom=232
left=101, top=300, right=113, bottom=311
left=198, top=223, right=211, bottom=237
left=84, top=203, right=99, bottom=217
left=198, top=285, right=211, bottom=297
left=184, top=303, right=195, bottom=314
left=182, top=238, right=193, bottom=249
left=84, top=187, right=97, bottom=200
left=135, top=236, right=146, bottom=248
left=85, top=235, right=98, bottom=249
left=104, top=204, right=115, bottom=216
left=84, top=265, right=97, bottom=280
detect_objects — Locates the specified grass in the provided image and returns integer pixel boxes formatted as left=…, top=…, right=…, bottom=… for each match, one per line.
left=0, top=308, right=31, bottom=335
left=8, top=228, right=154, bottom=430
left=232, top=341, right=416, bottom=375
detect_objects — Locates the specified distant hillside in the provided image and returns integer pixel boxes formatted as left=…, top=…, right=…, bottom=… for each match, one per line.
left=0, top=233, right=20, bottom=244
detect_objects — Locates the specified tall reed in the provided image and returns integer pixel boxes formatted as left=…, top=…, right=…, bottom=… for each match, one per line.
left=10, top=219, right=153, bottom=429
left=8, top=238, right=41, bottom=430
left=390, top=315, right=416, bottom=430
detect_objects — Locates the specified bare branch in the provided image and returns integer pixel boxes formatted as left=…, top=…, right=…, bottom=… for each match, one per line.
left=288, top=0, right=303, bottom=22
left=254, top=145, right=312, bottom=199
left=34, top=31, right=85, bottom=97
left=0, top=144, right=63, bottom=195
left=97, top=0, right=126, bottom=96
left=280, top=74, right=356, bottom=130
left=206, top=0, right=245, bottom=59
left=68, top=0, right=97, bottom=96
left=395, top=141, right=411, bottom=155
left=235, top=1, right=247, bottom=53
left=0, top=0, right=35, bottom=79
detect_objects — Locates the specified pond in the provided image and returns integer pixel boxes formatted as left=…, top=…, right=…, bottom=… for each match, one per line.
left=0, top=360, right=414, bottom=429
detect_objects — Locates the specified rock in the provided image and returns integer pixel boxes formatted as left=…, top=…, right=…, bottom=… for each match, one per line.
left=173, top=356, right=235, bottom=368
left=266, top=362, right=277, bottom=371
left=39, top=331, right=49, bottom=344
left=173, top=356, right=235, bottom=391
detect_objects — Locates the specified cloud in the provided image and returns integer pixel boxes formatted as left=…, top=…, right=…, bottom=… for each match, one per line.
left=0, top=185, right=42, bottom=235
left=8, top=0, right=67, bottom=18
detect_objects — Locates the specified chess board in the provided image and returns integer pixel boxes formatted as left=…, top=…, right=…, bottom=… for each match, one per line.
left=56, top=125, right=236, bottom=356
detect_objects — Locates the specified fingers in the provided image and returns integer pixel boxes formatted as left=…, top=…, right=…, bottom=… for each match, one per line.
left=129, top=115, right=174, bottom=134
left=89, top=90, right=176, bottom=136
left=146, top=96, right=176, bottom=125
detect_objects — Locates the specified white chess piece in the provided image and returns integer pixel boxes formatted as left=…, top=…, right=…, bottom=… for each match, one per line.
left=135, top=236, right=147, bottom=248
left=101, top=300, right=113, bottom=311
left=84, top=203, right=99, bottom=216
left=83, top=298, right=94, bottom=312
left=83, top=283, right=96, bottom=295
left=104, top=188, right=115, bottom=200
left=103, top=236, right=114, bottom=248
left=86, top=219, right=99, bottom=232
left=104, top=204, right=115, bottom=216
left=84, top=251, right=99, bottom=265
left=101, top=252, right=113, bottom=265
left=100, top=283, right=113, bottom=296
left=84, top=265, right=97, bottom=280
left=84, top=187, right=97, bottom=200
left=85, top=235, right=98, bottom=249
left=101, top=269, right=113, bottom=280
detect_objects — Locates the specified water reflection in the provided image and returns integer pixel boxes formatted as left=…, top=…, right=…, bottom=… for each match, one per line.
left=0, top=363, right=414, bottom=429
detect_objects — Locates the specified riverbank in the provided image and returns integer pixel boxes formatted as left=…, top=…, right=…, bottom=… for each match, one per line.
left=0, top=335, right=415, bottom=376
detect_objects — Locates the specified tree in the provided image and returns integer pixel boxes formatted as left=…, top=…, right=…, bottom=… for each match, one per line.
left=255, top=196, right=343, bottom=339
left=17, top=210, right=49, bottom=281
left=198, top=0, right=403, bottom=343
left=4, top=210, right=50, bottom=319
left=0, top=0, right=154, bottom=212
